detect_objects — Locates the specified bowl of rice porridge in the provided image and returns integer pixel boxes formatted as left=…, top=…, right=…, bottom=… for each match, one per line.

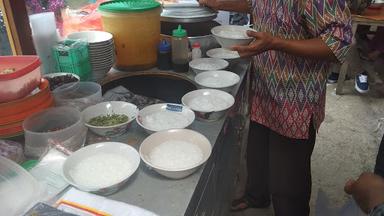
left=136, top=103, right=195, bottom=134
left=62, top=142, right=140, bottom=195
left=206, top=48, right=240, bottom=62
left=194, top=70, right=240, bottom=92
left=139, top=129, right=212, bottom=179
left=182, top=89, right=235, bottom=121
left=211, top=25, right=254, bottom=48
left=189, top=58, right=229, bottom=74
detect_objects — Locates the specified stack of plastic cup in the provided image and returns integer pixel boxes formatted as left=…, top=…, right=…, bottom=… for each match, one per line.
left=29, top=12, right=58, bottom=74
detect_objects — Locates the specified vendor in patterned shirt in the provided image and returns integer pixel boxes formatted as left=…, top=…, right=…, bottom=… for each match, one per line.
left=199, top=0, right=352, bottom=215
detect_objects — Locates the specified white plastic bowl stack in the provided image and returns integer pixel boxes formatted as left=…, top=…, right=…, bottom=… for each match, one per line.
left=67, top=31, right=115, bottom=82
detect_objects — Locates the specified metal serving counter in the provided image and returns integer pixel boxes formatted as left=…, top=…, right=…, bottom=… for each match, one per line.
left=87, top=60, right=250, bottom=216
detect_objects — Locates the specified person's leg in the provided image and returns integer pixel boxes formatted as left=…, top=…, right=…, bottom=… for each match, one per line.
left=232, top=120, right=270, bottom=211
left=374, top=134, right=384, bottom=178
left=327, top=63, right=341, bottom=84
left=269, top=124, right=316, bottom=216
left=246, top=121, right=271, bottom=203
left=368, top=27, right=384, bottom=59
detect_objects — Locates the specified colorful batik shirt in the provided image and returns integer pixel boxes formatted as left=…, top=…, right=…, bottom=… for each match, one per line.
left=249, top=0, right=352, bottom=139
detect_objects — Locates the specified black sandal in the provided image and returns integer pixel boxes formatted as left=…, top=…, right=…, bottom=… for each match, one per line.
left=230, top=195, right=270, bottom=212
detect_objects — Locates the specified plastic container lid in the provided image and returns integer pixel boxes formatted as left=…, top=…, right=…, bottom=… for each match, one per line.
left=192, top=42, right=201, bottom=48
left=172, top=25, right=187, bottom=37
left=0, top=56, right=41, bottom=81
left=0, top=156, right=42, bottom=215
left=158, top=40, right=171, bottom=52
left=99, top=0, right=161, bottom=13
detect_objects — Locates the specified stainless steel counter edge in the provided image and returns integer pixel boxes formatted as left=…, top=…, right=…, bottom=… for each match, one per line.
left=85, top=60, right=250, bottom=216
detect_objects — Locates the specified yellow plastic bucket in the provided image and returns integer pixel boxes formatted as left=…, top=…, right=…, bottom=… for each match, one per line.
left=99, top=0, right=161, bottom=70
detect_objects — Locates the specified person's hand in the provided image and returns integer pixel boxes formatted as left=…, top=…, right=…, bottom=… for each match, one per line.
left=344, top=172, right=384, bottom=213
left=232, top=31, right=276, bottom=58
left=198, top=0, right=219, bottom=10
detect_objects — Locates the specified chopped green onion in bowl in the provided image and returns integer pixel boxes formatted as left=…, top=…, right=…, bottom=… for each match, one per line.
left=88, top=114, right=129, bottom=127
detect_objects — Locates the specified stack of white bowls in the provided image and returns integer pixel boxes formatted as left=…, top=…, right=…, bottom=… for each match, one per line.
left=67, top=31, right=115, bottom=82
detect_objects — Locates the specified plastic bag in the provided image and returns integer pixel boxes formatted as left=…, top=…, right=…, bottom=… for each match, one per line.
left=28, top=142, right=73, bottom=201
left=315, top=189, right=366, bottom=216
left=61, top=0, right=107, bottom=37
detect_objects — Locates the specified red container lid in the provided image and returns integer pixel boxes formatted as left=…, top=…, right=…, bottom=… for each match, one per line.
left=0, top=56, right=41, bottom=81
left=192, top=42, right=201, bottom=48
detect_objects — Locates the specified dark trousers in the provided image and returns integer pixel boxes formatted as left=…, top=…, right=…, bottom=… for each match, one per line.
left=246, top=121, right=316, bottom=216
left=374, top=134, right=384, bottom=177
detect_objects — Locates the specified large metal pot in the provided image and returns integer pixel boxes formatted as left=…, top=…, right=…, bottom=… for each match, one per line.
left=188, top=35, right=220, bottom=57
left=161, top=7, right=217, bottom=23
left=161, top=21, right=221, bottom=56
left=101, top=72, right=197, bottom=104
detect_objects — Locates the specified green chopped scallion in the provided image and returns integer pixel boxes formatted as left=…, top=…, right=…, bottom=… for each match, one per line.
left=88, top=114, right=129, bottom=126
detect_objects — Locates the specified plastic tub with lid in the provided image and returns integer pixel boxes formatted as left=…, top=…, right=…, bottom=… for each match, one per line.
left=98, top=0, right=162, bottom=71
left=23, top=106, right=87, bottom=158
left=0, top=56, right=42, bottom=103
left=53, top=82, right=102, bottom=111
left=0, top=156, right=43, bottom=215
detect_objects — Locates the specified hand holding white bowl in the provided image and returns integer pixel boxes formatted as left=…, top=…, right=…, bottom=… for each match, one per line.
left=211, top=25, right=254, bottom=49
left=231, top=31, right=275, bottom=58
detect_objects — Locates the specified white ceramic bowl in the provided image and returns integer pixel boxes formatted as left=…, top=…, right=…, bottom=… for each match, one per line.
left=67, top=31, right=113, bottom=44
left=189, top=58, right=229, bottom=74
left=139, top=129, right=212, bottom=179
left=82, top=101, right=138, bottom=137
left=182, top=89, right=235, bottom=121
left=136, top=103, right=195, bottom=134
left=211, top=25, right=254, bottom=48
left=194, top=70, right=240, bottom=92
left=62, top=142, right=140, bottom=195
left=206, top=48, right=240, bottom=61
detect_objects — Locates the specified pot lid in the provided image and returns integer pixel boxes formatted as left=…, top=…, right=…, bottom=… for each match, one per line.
left=161, top=7, right=217, bottom=23
left=99, top=0, right=161, bottom=13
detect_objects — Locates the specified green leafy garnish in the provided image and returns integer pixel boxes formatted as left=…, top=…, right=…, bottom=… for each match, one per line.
left=88, top=114, right=129, bottom=126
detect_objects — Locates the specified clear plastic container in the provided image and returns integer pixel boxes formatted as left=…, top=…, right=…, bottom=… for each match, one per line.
left=53, top=82, right=102, bottom=111
left=0, top=140, right=24, bottom=163
left=0, top=156, right=42, bottom=215
left=23, top=106, right=87, bottom=158
left=99, top=0, right=161, bottom=70
left=171, top=25, right=189, bottom=72
left=0, top=56, right=42, bottom=103
left=29, top=12, right=58, bottom=74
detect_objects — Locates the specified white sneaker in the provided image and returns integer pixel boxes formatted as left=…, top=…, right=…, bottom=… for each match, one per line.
left=355, top=72, right=369, bottom=93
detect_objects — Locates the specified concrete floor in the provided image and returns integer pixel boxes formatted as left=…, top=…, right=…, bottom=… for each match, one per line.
left=231, top=68, right=384, bottom=216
